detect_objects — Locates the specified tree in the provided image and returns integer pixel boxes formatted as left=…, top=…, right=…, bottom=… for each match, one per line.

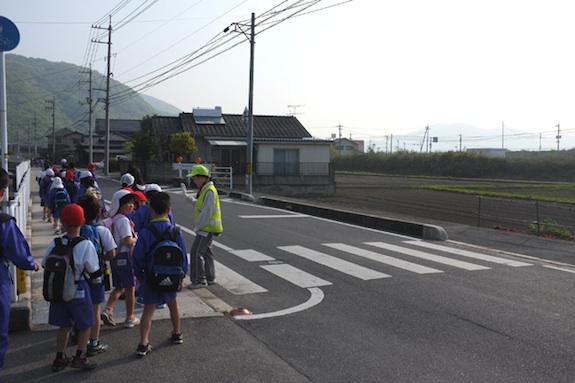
left=169, top=132, right=197, bottom=160
left=125, top=115, right=158, bottom=160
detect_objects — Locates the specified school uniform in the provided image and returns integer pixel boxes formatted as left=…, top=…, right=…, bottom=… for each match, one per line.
left=39, top=176, right=53, bottom=207
left=41, top=236, right=99, bottom=330
left=109, top=214, right=137, bottom=288
left=0, top=212, right=36, bottom=371
left=88, top=225, right=117, bottom=304
left=132, top=218, right=187, bottom=305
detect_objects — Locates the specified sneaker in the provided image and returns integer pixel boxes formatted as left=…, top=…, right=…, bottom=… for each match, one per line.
left=100, top=309, right=116, bottom=326
left=136, top=296, right=145, bottom=307
left=87, top=342, right=109, bottom=356
left=207, top=279, right=216, bottom=285
left=187, top=281, right=207, bottom=289
left=156, top=301, right=167, bottom=309
left=48, top=217, right=53, bottom=223
left=70, top=356, right=97, bottom=370
left=172, top=332, right=183, bottom=344
left=54, top=228, right=61, bottom=235
left=51, top=355, right=71, bottom=372
left=123, top=317, right=141, bottom=328
left=136, top=343, right=152, bottom=356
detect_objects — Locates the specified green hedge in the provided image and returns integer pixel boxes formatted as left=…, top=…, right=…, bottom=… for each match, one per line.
left=333, top=150, right=575, bottom=181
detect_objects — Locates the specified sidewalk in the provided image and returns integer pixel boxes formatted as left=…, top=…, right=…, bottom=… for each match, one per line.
left=16, top=175, right=233, bottom=332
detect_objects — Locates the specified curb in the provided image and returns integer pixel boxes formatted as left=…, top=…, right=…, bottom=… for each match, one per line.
left=228, top=191, right=448, bottom=241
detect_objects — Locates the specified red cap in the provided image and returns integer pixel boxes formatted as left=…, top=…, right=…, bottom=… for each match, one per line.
left=88, top=163, right=96, bottom=169
left=132, top=190, right=146, bottom=202
left=60, top=204, right=86, bottom=227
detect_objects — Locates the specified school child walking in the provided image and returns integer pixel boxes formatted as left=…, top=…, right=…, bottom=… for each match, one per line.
left=76, top=194, right=117, bottom=356
left=0, top=168, right=39, bottom=372
left=39, top=168, right=55, bottom=222
left=187, top=165, right=223, bottom=289
left=42, top=204, right=100, bottom=371
left=132, top=192, right=187, bottom=356
left=100, top=189, right=140, bottom=328
left=47, top=177, right=70, bottom=235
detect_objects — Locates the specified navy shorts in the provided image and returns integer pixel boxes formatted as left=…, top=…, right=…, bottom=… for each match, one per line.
left=111, top=252, right=136, bottom=288
left=139, top=277, right=177, bottom=305
left=89, top=281, right=105, bottom=304
left=48, top=280, right=94, bottom=330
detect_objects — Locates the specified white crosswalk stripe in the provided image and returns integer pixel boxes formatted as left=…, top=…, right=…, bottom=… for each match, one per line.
left=260, top=263, right=333, bottom=288
left=365, top=242, right=490, bottom=271
left=323, top=243, right=443, bottom=274
left=278, top=245, right=391, bottom=280
left=404, top=240, right=532, bottom=267
left=215, top=261, right=268, bottom=295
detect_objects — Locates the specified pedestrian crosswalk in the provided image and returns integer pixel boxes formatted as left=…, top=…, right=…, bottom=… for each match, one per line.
left=212, top=240, right=534, bottom=296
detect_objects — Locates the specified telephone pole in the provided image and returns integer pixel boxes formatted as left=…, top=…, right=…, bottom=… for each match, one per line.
left=45, top=97, right=55, bottom=160
left=555, top=122, right=561, bottom=151
left=92, top=16, right=112, bottom=175
left=80, top=65, right=94, bottom=163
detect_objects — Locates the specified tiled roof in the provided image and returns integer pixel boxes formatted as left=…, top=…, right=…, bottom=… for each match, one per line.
left=152, top=113, right=312, bottom=139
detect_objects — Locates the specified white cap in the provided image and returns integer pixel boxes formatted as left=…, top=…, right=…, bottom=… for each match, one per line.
left=110, top=189, right=135, bottom=217
left=79, top=170, right=93, bottom=180
left=52, top=177, right=64, bottom=189
left=120, top=173, right=135, bottom=186
left=145, top=183, right=162, bottom=193
left=61, top=158, right=67, bottom=163
left=45, top=168, right=55, bottom=177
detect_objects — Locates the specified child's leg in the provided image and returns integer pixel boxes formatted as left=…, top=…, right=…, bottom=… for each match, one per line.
left=76, top=327, right=91, bottom=355
left=139, top=304, right=155, bottom=346
left=124, top=286, right=136, bottom=319
left=105, top=286, right=124, bottom=312
left=90, top=304, right=101, bottom=341
left=167, top=298, right=180, bottom=334
left=56, top=327, right=72, bottom=353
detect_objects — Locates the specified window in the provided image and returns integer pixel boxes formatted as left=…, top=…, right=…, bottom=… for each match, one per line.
left=274, top=149, right=299, bottom=175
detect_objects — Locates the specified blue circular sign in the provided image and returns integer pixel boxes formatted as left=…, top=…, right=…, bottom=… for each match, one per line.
left=0, top=17, right=20, bottom=52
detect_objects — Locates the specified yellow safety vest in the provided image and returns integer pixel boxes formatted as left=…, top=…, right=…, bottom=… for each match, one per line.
left=195, top=183, right=223, bottom=233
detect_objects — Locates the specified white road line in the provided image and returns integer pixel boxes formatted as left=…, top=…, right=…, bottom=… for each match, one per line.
left=405, top=240, right=532, bottom=267
left=215, top=261, right=268, bottom=295
left=543, top=265, right=575, bottom=274
left=278, top=245, right=391, bottom=280
left=260, top=264, right=332, bottom=288
left=239, top=214, right=308, bottom=219
left=324, top=243, right=443, bottom=274
left=234, top=287, right=325, bottom=320
left=230, top=249, right=275, bottom=262
left=366, top=242, right=490, bottom=271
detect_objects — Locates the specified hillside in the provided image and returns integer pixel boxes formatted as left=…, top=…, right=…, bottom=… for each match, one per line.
left=4, top=54, right=180, bottom=146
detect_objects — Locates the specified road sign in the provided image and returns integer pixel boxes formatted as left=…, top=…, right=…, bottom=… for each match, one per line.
left=0, top=17, right=20, bottom=52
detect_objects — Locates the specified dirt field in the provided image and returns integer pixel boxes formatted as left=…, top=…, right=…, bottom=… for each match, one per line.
left=296, top=175, right=575, bottom=234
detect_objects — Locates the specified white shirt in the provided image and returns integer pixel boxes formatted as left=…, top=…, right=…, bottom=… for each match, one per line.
left=42, top=236, right=99, bottom=281
left=111, top=215, right=136, bottom=253
left=95, top=224, right=117, bottom=254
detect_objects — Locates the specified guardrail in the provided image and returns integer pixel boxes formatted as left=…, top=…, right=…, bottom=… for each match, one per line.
left=172, top=163, right=233, bottom=189
left=6, top=160, right=31, bottom=302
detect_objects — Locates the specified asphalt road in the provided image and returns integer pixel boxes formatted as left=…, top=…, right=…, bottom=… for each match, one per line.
left=5, top=173, right=575, bottom=382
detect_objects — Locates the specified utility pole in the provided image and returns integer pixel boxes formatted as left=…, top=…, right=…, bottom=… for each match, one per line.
left=80, top=65, right=94, bottom=163
left=45, top=97, right=55, bottom=161
left=459, top=134, right=462, bottom=152
left=501, top=121, right=504, bottom=149
left=92, top=16, right=112, bottom=175
left=555, top=121, right=561, bottom=151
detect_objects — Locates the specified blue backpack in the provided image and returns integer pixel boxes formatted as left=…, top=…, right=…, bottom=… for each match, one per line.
left=80, top=223, right=104, bottom=284
left=145, top=224, right=184, bottom=292
left=54, top=189, right=68, bottom=208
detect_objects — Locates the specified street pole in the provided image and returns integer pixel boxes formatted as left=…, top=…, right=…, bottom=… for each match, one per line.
left=104, top=17, right=112, bottom=176
left=246, top=12, right=255, bottom=195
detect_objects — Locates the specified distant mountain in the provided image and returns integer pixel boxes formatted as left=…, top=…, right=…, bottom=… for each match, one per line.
left=141, top=94, right=182, bottom=116
left=4, top=54, right=181, bottom=145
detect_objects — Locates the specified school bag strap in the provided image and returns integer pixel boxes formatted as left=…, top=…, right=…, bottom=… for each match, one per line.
left=58, top=236, right=87, bottom=278
left=145, top=223, right=180, bottom=251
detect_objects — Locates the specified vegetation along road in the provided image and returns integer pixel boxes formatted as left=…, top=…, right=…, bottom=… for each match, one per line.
left=297, top=174, right=575, bottom=239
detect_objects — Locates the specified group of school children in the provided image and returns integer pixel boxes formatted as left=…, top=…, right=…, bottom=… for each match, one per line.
left=36, top=162, right=222, bottom=373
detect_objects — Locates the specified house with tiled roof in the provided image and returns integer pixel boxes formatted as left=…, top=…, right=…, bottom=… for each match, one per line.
left=150, top=107, right=334, bottom=195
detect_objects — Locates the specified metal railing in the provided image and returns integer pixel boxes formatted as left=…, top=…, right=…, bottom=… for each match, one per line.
left=172, top=163, right=233, bottom=189
left=7, top=160, right=31, bottom=302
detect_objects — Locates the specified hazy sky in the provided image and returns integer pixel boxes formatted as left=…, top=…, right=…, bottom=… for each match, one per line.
left=3, top=0, right=575, bottom=151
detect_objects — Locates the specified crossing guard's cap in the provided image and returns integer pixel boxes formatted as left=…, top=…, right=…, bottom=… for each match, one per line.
left=188, top=165, right=209, bottom=177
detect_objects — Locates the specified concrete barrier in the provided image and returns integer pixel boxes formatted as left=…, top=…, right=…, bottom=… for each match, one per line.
left=244, top=195, right=448, bottom=241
